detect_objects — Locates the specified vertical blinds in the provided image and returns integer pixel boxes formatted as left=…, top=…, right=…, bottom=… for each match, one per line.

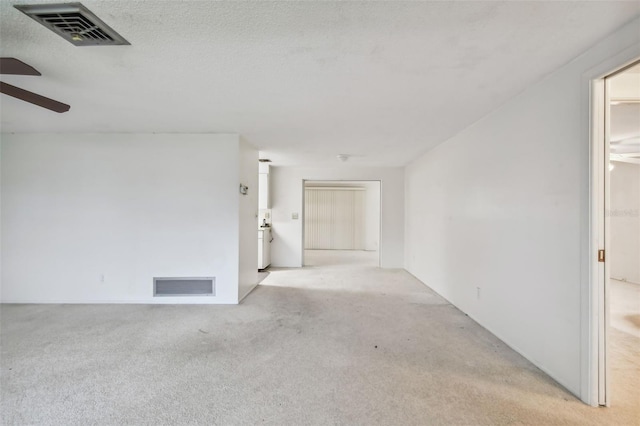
left=304, top=188, right=365, bottom=250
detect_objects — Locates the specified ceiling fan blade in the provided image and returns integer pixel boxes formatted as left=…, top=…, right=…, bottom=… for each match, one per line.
left=0, top=58, right=41, bottom=76
left=0, top=81, right=70, bottom=113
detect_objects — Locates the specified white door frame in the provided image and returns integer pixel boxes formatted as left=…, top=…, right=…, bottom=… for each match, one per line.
left=588, top=56, right=639, bottom=407
left=589, top=75, right=609, bottom=407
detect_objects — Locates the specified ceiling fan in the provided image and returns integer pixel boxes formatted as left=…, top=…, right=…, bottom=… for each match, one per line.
left=0, top=57, right=70, bottom=113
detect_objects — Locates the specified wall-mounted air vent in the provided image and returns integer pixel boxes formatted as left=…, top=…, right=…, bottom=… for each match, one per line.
left=153, top=277, right=216, bottom=297
left=14, top=3, right=130, bottom=46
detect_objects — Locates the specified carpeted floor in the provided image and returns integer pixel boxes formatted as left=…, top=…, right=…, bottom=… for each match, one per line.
left=1, top=251, right=638, bottom=425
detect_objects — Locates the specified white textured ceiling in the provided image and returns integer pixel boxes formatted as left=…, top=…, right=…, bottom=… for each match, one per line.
left=1, top=1, right=639, bottom=166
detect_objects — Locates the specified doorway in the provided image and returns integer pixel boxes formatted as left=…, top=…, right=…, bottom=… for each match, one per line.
left=592, top=59, right=640, bottom=407
left=302, top=180, right=381, bottom=267
left=606, top=62, right=640, bottom=408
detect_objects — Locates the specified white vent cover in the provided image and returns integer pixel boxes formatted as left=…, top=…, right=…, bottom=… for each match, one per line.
left=153, top=277, right=215, bottom=297
left=14, top=3, right=130, bottom=46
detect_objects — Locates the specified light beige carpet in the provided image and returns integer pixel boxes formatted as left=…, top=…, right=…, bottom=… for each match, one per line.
left=1, top=252, right=638, bottom=425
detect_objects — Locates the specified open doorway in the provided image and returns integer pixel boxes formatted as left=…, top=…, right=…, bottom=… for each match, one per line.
left=302, top=180, right=381, bottom=268
left=591, top=58, right=640, bottom=407
left=606, top=63, right=640, bottom=407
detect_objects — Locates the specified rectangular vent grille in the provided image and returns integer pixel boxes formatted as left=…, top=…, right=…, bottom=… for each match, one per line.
left=15, top=3, right=130, bottom=46
left=154, top=277, right=215, bottom=297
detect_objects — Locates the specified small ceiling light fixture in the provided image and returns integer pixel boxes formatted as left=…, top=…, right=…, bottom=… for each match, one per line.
left=337, top=154, right=349, bottom=162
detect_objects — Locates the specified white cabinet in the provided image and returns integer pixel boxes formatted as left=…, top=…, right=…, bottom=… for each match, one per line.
left=258, top=229, right=271, bottom=269
left=259, top=173, right=270, bottom=209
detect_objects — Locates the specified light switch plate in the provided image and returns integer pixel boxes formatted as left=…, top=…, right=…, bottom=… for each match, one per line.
left=292, top=212, right=299, bottom=220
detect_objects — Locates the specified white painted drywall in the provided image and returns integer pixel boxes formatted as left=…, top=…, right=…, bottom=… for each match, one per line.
left=610, top=162, right=640, bottom=284
left=404, top=18, right=640, bottom=401
left=271, top=167, right=402, bottom=268
left=238, top=138, right=259, bottom=301
left=1, top=133, right=243, bottom=304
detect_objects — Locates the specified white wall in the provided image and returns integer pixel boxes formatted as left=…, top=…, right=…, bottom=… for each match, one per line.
left=404, top=18, right=640, bottom=401
left=238, top=138, right=259, bottom=301
left=610, top=162, right=640, bottom=284
left=271, top=167, right=403, bottom=268
left=1, top=133, right=245, bottom=304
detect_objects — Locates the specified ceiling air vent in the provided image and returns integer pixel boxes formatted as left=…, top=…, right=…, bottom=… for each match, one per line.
left=14, top=3, right=129, bottom=46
